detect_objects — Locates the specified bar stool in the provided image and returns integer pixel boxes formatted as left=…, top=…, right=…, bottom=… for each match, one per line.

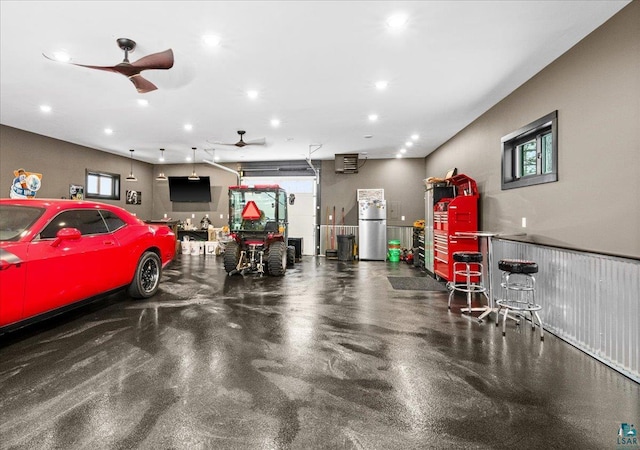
left=448, top=251, right=486, bottom=315
left=495, top=259, right=544, bottom=341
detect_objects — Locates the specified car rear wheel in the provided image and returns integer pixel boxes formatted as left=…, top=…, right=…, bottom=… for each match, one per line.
left=267, top=241, right=287, bottom=276
left=128, top=251, right=161, bottom=298
left=224, top=240, right=241, bottom=273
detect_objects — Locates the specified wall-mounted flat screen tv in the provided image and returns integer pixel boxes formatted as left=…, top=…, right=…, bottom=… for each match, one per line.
left=168, top=176, right=212, bottom=202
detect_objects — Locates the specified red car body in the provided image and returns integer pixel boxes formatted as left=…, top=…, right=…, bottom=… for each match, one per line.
left=0, top=199, right=175, bottom=331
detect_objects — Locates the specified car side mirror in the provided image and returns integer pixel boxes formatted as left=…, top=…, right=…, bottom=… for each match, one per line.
left=52, top=227, right=82, bottom=247
left=289, top=193, right=295, bottom=205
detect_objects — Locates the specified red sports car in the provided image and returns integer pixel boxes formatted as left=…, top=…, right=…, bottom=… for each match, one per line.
left=0, top=199, right=176, bottom=332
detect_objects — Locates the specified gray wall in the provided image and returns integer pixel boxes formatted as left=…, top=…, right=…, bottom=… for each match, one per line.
left=425, top=1, right=640, bottom=259
left=0, top=125, right=155, bottom=219
left=320, top=158, right=427, bottom=227
left=150, top=163, right=238, bottom=227
left=1, top=125, right=425, bottom=230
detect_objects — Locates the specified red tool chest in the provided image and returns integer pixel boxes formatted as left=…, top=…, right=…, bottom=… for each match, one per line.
left=433, top=174, right=479, bottom=281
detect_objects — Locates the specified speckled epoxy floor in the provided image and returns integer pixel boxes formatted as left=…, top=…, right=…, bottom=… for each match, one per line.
left=1, top=255, right=638, bottom=449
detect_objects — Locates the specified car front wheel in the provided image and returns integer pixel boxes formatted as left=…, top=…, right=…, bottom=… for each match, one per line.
left=128, top=251, right=161, bottom=298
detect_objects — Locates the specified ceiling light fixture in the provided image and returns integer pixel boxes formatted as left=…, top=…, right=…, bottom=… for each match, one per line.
left=405, top=142, right=413, bottom=147
left=400, top=148, right=407, bottom=154
left=126, top=149, right=137, bottom=182
left=375, top=80, right=388, bottom=90
left=368, top=114, right=378, bottom=122
left=271, top=118, right=281, bottom=127
left=137, top=99, right=149, bottom=107
left=104, top=128, right=113, bottom=135
left=386, top=14, right=408, bottom=30
left=188, top=147, right=200, bottom=181
left=184, top=124, right=193, bottom=131
left=396, top=154, right=403, bottom=159
left=39, top=105, right=52, bottom=113
left=53, top=51, right=70, bottom=62
left=202, top=34, right=221, bottom=47
left=155, top=149, right=167, bottom=181
left=247, top=90, right=259, bottom=100
left=411, top=134, right=419, bottom=140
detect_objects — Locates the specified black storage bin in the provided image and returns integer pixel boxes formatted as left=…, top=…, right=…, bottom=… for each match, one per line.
left=337, top=235, right=355, bottom=261
left=287, top=238, right=303, bottom=260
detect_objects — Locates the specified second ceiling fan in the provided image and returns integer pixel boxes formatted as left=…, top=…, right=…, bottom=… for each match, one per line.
left=211, top=130, right=266, bottom=148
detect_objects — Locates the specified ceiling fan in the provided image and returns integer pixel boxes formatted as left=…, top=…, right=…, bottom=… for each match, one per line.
left=44, top=38, right=174, bottom=93
left=210, top=130, right=266, bottom=148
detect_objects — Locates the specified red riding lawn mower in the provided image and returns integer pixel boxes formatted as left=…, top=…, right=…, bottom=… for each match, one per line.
left=223, top=185, right=296, bottom=276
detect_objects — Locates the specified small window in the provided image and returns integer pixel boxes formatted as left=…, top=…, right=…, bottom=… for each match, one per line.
left=39, top=210, right=109, bottom=239
left=501, top=111, right=558, bottom=190
left=86, top=170, right=120, bottom=200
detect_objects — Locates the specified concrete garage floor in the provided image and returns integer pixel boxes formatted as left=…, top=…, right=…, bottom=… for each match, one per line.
left=1, top=255, right=638, bottom=449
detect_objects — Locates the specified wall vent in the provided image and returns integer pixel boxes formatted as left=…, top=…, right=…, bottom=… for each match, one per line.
left=335, top=153, right=359, bottom=173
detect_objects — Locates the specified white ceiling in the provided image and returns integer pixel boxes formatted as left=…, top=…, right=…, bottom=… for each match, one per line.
left=0, top=1, right=629, bottom=166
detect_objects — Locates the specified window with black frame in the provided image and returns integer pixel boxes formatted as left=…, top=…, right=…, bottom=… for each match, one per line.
left=501, top=110, right=558, bottom=190
left=86, top=170, right=120, bottom=200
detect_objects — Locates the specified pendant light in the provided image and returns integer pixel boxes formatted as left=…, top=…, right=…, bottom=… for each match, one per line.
left=188, top=147, right=200, bottom=181
left=126, top=149, right=137, bottom=181
left=155, top=148, right=167, bottom=181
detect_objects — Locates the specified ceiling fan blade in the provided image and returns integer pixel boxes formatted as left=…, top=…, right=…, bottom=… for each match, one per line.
left=128, top=74, right=158, bottom=93
left=44, top=54, right=122, bottom=73
left=131, top=49, right=174, bottom=70
left=243, top=137, right=267, bottom=146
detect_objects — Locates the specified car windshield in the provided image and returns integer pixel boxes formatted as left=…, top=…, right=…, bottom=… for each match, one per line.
left=0, top=205, right=45, bottom=241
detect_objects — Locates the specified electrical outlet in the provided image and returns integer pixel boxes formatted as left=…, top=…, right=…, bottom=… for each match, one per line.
left=522, top=217, right=527, bottom=228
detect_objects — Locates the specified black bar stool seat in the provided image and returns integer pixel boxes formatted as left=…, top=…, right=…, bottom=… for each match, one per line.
left=448, top=252, right=486, bottom=315
left=496, top=259, right=544, bottom=341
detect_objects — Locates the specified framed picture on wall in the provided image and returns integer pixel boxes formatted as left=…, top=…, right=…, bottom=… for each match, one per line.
left=69, top=184, right=84, bottom=200
left=126, top=190, right=141, bottom=205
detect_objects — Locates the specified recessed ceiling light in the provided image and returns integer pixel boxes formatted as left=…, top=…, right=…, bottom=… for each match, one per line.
left=104, top=128, right=113, bottom=135
left=400, top=148, right=407, bottom=154
left=411, top=134, right=419, bottom=140
left=368, top=114, right=378, bottom=122
left=405, top=142, right=413, bottom=147
left=271, top=119, right=281, bottom=127
left=39, top=105, right=52, bottom=113
left=137, top=99, right=149, bottom=107
left=214, top=155, right=220, bottom=161
left=247, top=90, right=259, bottom=99
left=202, top=34, right=221, bottom=47
left=186, top=156, right=192, bottom=162
left=386, top=14, right=408, bottom=30
left=184, top=124, right=193, bottom=131
left=396, top=154, right=403, bottom=158
left=53, top=51, right=70, bottom=62
left=375, top=80, right=388, bottom=90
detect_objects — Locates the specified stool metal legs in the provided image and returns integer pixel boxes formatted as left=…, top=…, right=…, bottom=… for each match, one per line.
left=448, top=261, right=486, bottom=318
left=496, top=272, right=544, bottom=341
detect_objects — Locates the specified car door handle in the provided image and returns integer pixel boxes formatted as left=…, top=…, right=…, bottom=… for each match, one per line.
left=103, top=240, right=115, bottom=246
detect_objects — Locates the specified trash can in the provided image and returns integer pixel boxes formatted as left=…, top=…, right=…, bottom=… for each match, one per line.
left=337, top=234, right=355, bottom=261
left=388, top=240, right=401, bottom=262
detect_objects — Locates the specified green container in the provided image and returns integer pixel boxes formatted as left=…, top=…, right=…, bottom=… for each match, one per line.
left=388, top=248, right=401, bottom=262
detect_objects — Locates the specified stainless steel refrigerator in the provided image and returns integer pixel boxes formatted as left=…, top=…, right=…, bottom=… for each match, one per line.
left=358, top=200, right=387, bottom=260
